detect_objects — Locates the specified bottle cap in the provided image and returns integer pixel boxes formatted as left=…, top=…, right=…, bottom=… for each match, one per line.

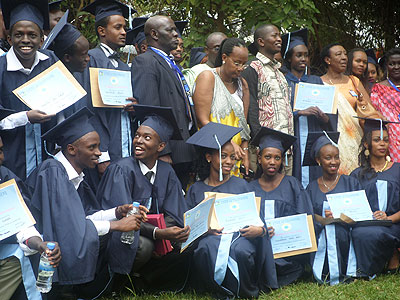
left=47, top=242, right=56, bottom=250
left=133, top=202, right=140, bottom=207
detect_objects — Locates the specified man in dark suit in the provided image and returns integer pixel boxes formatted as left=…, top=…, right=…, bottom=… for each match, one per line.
left=131, top=15, right=196, bottom=189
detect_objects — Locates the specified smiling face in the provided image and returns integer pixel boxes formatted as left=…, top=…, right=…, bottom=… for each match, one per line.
left=289, top=44, right=309, bottom=73
left=351, top=50, right=368, bottom=77
left=258, top=147, right=282, bottom=177
left=170, top=37, right=184, bottom=64
left=325, top=45, right=348, bottom=73
left=71, top=131, right=102, bottom=170
left=98, top=15, right=126, bottom=50
left=8, top=20, right=43, bottom=68
left=133, top=125, right=165, bottom=167
left=316, top=144, right=340, bottom=176
left=257, top=25, right=282, bottom=57
left=206, top=142, right=236, bottom=177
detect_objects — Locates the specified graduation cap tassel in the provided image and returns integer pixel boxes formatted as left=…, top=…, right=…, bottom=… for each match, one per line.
left=323, top=131, right=339, bottom=148
left=379, top=119, right=383, bottom=140
left=283, top=32, right=291, bottom=59
left=214, top=134, right=223, bottom=181
left=44, top=141, right=55, bottom=159
left=285, top=152, right=288, bottom=166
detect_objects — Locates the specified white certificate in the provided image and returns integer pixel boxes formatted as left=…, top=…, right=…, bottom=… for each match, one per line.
left=0, top=179, right=36, bottom=241
left=181, top=196, right=215, bottom=252
left=326, top=190, right=373, bottom=221
left=267, top=213, right=312, bottom=254
left=294, top=82, right=337, bottom=114
left=97, top=69, right=132, bottom=106
left=214, top=192, right=264, bottom=233
left=13, top=61, right=87, bottom=115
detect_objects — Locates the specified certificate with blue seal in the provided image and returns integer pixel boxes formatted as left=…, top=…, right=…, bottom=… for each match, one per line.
left=294, top=82, right=337, bottom=114
left=0, top=179, right=35, bottom=241
left=326, top=190, right=373, bottom=221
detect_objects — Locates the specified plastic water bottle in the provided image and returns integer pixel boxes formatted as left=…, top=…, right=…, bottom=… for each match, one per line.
left=36, top=242, right=56, bottom=293
left=120, top=202, right=140, bottom=244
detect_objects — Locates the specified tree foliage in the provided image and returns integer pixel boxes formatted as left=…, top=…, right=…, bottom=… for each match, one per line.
left=61, top=0, right=399, bottom=68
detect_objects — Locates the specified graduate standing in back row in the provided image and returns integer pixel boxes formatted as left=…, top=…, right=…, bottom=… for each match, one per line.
left=0, top=0, right=58, bottom=180
left=81, top=0, right=137, bottom=191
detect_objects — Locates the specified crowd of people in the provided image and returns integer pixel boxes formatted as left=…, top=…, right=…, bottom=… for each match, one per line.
left=1, top=0, right=400, bottom=299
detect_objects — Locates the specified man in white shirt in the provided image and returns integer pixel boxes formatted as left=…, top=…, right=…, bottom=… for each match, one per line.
left=25, top=107, right=147, bottom=300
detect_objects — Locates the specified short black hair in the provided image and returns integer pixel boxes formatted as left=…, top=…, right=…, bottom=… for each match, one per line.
left=385, top=48, right=400, bottom=65
left=95, top=16, right=110, bottom=38
left=254, top=24, right=276, bottom=50
left=215, top=37, right=246, bottom=67
left=320, top=42, right=342, bottom=69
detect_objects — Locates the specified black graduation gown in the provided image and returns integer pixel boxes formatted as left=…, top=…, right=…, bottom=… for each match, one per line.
left=249, top=176, right=314, bottom=287
left=350, top=164, right=400, bottom=276
left=186, top=176, right=278, bottom=298
left=306, top=175, right=361, bottom=284
left=285, top=72, right=338, bottom=188
left=97, top=157, right=187, bottom=274
left=0, top=50, right=58, bottom=180
left=25, top=158, right=100, bottom=285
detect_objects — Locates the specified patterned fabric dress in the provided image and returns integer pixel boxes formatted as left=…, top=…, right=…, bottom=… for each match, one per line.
left=370, top=83, right=400, bottom=162
left=209, top=69, right=251, bottom=176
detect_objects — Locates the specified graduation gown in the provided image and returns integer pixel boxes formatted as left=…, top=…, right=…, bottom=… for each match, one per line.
left=97, top=157, right=187, bottom=274
left=187, top=176, right=278, bottom=298
left=0, top=166, right=41, bottom=300
left=350, top=164, right=400, bottom=276
left=306, top=175, right=361, bottom=284
left=25, top=158, right=100, bottom=285
left=249, top=176, right=313, bottom=287
left=285, top=72, right=338, bottom=188
left=0, top=50, right=58, bottom=180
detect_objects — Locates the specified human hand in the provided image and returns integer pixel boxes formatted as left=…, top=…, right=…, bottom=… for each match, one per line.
left=39, top=241, right=61, bottom=267
left=155, top=226, right=190, bottom=242
left=298, top=106, right=320, bottom=117
left=123, top=97, right=138, bottom=112
left=27, top=110, right=54, bottom=123
left=231, top=141, right=245, bottom=160
left=138, top=205, right=148, bottom=222
left=239, top=225, right=264, bottom=238
left=208, top=227, right=224, bottom=235
left=115, top=204, right=133, bottom=219
left=241, top=152, right=250, bottom=176
left=315, top=107, right=330, bottom=123
left=324, top=209, right=334, bottom=219
left=373, top=210, right=387, bottom=220
left=267, top=226, right=275, bottom=238
left=111, top=214, right=141, bottom=232
left=159, top=155, right=173, bottom=164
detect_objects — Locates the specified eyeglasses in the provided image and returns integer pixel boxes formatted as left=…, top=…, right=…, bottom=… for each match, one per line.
left=227, top=56, right=246, bottom=68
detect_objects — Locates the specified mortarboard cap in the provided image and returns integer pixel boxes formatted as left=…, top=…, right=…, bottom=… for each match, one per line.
left=186, top=122, right=242, bottom=150
left=354, top=116, right=400, bottom=140
left=42, top=10, right=79, bottom=52
left=186, top=122, right=242, bottom=181
left=126, top=22, right=146, bottom=45
left=302, top=131, right=340, bottom=166
left=42, top=107, right=95, bottom=149
left=49, top=0, right=63, bottom=11
left=133, top=104, right=182, bottom=142
left=366, top=48, right=378, bottom=65
left=82, top=0, right=135, bottom=22
left=281, top=28, right=308, bottom=59
left=189, top=47, right=206, bottom=68
left=2, top=0, right=50, bottom=30
left=175, top=20, right=188, bottom=38
left=251, top=127, right=296, bottom=154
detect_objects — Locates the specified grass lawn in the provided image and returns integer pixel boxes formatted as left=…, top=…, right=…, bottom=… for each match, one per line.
left=101, top=273, right=400, bottom=299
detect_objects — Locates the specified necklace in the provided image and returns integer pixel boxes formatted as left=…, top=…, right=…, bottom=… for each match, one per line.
left=327, top=74, right=343, bottom=85
left=321, top=174, right=339, bottom=191
left=217, top=68, right=234, bottom=84
left=374, top=160, right=389, bottom=172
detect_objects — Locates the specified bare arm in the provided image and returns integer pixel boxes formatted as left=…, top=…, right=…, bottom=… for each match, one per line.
left=193, top=70, right=215, bottom=128
left=241, top=77, right=250, bottom=120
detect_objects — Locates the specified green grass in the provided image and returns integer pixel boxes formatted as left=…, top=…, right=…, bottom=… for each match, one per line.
left=101, top=273, right=400, bottom=299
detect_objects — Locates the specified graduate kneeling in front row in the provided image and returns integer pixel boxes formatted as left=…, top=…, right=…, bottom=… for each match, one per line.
left=185, top=123, right=278, bottom=298
left=249, top=127, right=313, bottom=287
left=25, top=108, right=147, bottom=300
left=97, top=105, right=190, bottom=292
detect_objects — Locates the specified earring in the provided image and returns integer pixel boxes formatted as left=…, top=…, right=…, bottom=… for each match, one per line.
left=364, top=149, right=370, bottom=157
left=386, top=155, right=391, bottom=162
left=207, top=160, right=211, bottom=163
left=222, top=60, right=225, bottom=65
